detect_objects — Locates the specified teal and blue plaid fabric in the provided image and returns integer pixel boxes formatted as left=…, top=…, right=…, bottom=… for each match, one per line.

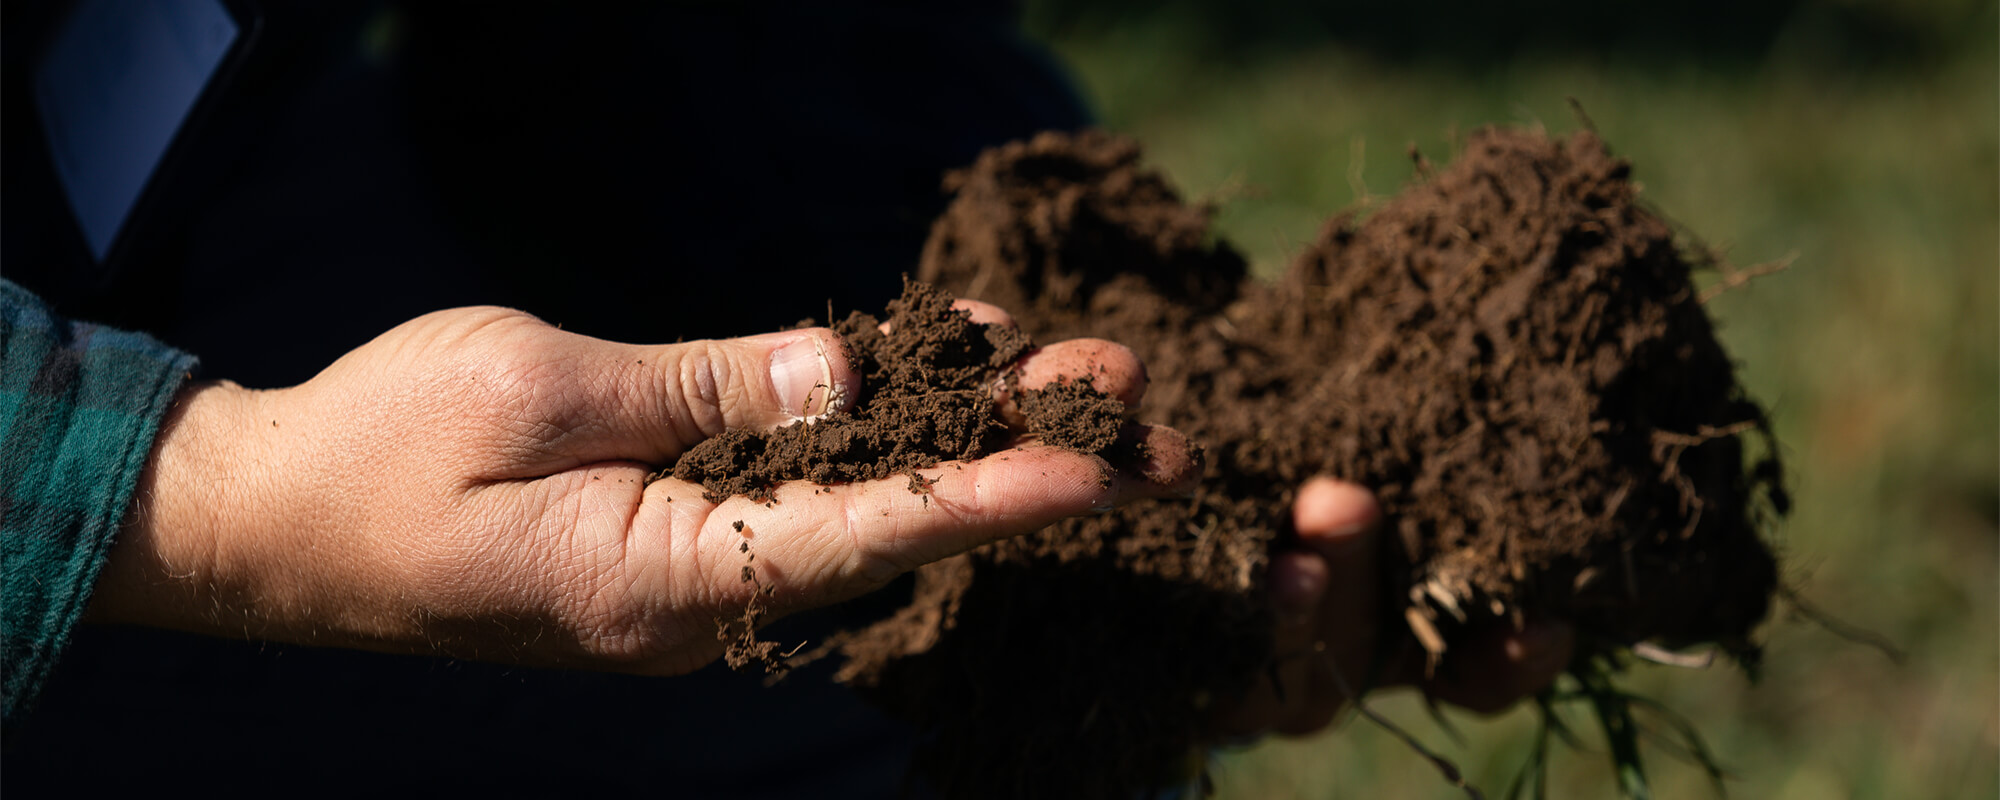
left=1, top=280, right=197, bottom=725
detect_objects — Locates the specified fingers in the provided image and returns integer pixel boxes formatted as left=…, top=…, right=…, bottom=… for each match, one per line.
left=1005, top=339, right=1148, bottom=418
left=1268, top=478, right=1376, bottom=636
left=1225, top=476, right=1570, bottom=740
left=1292, top=478, right=1383, bottom=552
left=1289, top=479, right=1574, bottom=714
left=878, top=296, right=1144, bottom=420
left=877, top=299, right=1017, bottom=333
left=1287, top=476, right=1571, bottom=714
left=666, top=444, right=1191, bottom=610
left=1293, top=478, right=1384, bottom=692
left=1291, top=479, right=1383, bottom=679
left=951, top=299, right=1016, bottom=329
left=1211, top=548, right=1328, bottom=738
left=1121, top=424, right=1202, bottom=491
left=1283, top=478, right=1387, bottom=733
left=1213, top=478, right=1386, bottom=738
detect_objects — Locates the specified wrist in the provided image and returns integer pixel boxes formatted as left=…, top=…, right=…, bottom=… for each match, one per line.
left=88, top=380, right=273, bottom=632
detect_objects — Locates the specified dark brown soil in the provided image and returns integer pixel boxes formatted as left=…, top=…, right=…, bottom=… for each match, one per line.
left=672, top=278, right=1127, bottom=503
left=813, top=128, right=1784, bottom=798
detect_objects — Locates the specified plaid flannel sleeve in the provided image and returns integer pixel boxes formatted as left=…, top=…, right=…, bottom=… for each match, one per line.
left=1, top=279, right=199, bottom=725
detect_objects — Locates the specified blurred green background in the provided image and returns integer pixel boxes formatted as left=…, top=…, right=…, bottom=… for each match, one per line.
left=1020, top=0, right=1998, bottom=797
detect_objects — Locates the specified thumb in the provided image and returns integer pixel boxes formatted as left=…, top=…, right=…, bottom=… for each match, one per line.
left=637, top=327, right=861, bottom=449
left=552, top=328, right=861, bottom=467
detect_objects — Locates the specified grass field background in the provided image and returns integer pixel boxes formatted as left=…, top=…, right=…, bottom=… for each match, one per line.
left=1022, top=1, right=1998, bottom=796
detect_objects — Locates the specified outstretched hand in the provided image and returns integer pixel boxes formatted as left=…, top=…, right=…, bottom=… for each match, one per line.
left=91, top=301, right=1194, bottom=675
left=1214, top=478, right=1576, bottom=738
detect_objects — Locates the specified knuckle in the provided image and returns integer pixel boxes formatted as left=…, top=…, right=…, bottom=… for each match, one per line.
left=414, top=306, right=550, bottom=356
left=783, top=499, right=902, bottom=597
left=841, top=498, right=914, bottom=585
left=673, top=342, right=731, bottom=440
left=828, top=498, right=900, bottom=587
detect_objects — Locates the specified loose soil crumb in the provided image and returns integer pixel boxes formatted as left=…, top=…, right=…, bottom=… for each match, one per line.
left=720, top=543, right=787, bottom=675
left=1017, top=376, right=1127, bottom=454
left=818, top=128, right=1785, bottom=798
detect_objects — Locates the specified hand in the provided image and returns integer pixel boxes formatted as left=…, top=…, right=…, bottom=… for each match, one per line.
left=90, top=300, right=1194, bottom=675
left=1213, top=478, right=1575, bottom=738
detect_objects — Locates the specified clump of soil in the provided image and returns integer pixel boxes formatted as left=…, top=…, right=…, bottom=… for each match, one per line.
left=672, top=277, right=1127, bottom=503
left=818, top=128, right=1785, bottom=797
left=1264, top=129, right=1784, bottom=654
left=916, top=130, right=1248, bottom=319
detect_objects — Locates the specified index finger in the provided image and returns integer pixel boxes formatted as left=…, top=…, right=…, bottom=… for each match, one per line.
left=671, top=439, right=1196, bottom=611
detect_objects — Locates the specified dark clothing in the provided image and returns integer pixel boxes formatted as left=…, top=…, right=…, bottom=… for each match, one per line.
left=2, top=4, right=1089, bottom=795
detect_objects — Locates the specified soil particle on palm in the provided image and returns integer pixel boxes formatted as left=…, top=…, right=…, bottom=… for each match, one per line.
left=825, top=127, right=1784, bottom=797
left=719, top=551, right=786, bottom=674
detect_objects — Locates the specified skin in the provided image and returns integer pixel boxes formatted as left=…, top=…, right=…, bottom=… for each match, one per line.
left=86, top=297, right=1567, bottom=738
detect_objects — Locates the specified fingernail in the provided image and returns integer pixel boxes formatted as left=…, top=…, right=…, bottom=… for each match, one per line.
left=770, top=336, right=838, bottom=421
